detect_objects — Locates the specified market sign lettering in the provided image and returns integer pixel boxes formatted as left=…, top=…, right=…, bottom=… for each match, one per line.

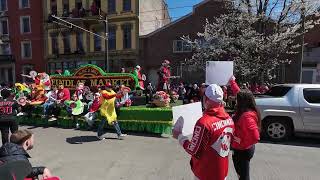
left=50, top=65, right=137, bottom=89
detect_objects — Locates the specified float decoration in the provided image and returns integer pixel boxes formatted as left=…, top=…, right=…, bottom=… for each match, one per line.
left=50, top=64, right=139, bottom=90
left=152, top=91, right=171, bottom=107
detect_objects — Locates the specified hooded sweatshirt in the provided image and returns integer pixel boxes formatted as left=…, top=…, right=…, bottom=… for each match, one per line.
left=0, top=143, right=45, bottom=178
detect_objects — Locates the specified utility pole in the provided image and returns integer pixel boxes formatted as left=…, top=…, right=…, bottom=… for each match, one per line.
left=104, top=15, right=109, bottom=72
left=300, top=0, right=306, bottom=83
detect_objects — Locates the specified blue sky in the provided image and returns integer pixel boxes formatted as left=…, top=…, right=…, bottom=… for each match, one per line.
left=166, top=0, right=203, bottom=21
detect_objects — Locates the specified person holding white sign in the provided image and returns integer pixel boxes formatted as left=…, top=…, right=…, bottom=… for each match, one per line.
left=172, top=84, right=234, bottom=180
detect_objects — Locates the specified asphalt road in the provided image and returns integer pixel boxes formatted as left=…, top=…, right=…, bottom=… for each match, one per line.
left=20, top=126, right=320, bottom=180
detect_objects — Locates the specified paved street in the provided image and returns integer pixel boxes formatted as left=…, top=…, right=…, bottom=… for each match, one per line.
left=23, top=126, right=320, bottom=180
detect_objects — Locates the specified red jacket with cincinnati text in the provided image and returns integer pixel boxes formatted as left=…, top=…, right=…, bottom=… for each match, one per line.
left=180, top=107, right=234, bottom=180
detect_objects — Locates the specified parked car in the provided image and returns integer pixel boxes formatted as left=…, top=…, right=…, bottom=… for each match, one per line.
left=256, top=84, right=320, bottom=141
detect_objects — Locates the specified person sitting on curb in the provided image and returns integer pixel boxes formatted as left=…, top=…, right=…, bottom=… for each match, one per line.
left=0, top=129, right=53, bottom=179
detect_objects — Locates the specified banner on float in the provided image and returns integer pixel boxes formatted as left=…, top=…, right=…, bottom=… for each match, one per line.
left=206, top=61, right=233, bottom=86
left=50, top=65, right=138, bottom=90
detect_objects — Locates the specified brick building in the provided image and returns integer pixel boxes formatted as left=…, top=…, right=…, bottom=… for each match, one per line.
left=300, top=15, right=320, bottom=83
left=139, top=0, right=228, bottom=85
left=0, top=0, right=45, bottom=84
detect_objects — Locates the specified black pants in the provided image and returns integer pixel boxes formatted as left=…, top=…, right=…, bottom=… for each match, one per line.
left=0, top=120, right=19, bottom=145
left=232, top=145, right=255, bottom=180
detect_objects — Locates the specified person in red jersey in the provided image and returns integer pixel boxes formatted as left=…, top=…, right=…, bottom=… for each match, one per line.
left=229, top=76, right=260, bottom=180
left=173, top=84, right=234, bottom=180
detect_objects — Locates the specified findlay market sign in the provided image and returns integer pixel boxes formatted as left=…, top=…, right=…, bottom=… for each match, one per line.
left=50, top=65, right=138, bottom=89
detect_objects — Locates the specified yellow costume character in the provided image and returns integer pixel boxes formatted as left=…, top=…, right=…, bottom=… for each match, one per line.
left=100, top=89, right=117, bottom=125
left=97, top=83, right=126, bottom=140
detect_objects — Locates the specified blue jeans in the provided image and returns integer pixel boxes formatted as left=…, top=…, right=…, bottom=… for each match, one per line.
left=97, top=119, right=122, bottom=137
left=43, top=101, right=55, bottom=116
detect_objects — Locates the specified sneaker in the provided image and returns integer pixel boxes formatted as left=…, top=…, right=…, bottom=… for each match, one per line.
left=48, top=117, right=57, bottom=122
left=17, top=112, right=25, bottom=117
left=75, top=123, right=80, bottom=129
left=97, top=136, right=105, bottom=140
left=118, top=134, right=127, bottom=140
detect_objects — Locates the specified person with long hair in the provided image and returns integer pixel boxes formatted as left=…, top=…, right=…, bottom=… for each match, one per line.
left=229, top=76, right=261, bottom=180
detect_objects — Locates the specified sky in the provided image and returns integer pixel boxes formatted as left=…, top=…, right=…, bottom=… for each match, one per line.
left=166, top=0, right=203, bottom=21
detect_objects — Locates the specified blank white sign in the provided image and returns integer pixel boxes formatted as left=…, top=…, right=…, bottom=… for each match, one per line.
left=172, top=102, right=203, bottom=136
left=206, top=61, right=234, bottom=85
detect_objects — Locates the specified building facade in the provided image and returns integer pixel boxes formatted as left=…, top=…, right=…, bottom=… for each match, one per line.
left=0, top=0, right=44, bottom=84
left=140, top=0, right=228, bottom=85
left=301, top=17, right=320, bottom=84
left=44, top=0, right=140, bottom=74
left=139, top=0, right=170, bottom=36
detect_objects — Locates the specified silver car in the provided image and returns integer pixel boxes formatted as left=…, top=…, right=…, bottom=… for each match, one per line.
left=256, top=84, right=320, bottom=141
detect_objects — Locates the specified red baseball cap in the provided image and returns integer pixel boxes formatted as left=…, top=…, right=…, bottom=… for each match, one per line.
left=105, top=82, right=112, bottom=87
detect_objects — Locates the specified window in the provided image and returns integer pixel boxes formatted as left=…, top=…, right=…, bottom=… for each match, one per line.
left=264, top=85, right=292, bottom=97
left=0, top=0, right=7, bottom=11
left=123, top=0, right=131, bottom=11
left=76, top=32, right=84, bottom=52
left=51, top=34, right=58, bottom=55
left=51, top=0, right=57, bottom=15
left=94, top=0, right=101, bottom=8
left=22, top=65, right=33, bottom=83
left=0, top=19, right=8, bottom=35
left=94, top=32, right=101, bottom=51
left=20, top=16, right=31, bottom=34
left=62, top=33, right=71, bottom=53
left=108, top=0, right=116, bottom=13
left=76, top=0, right=82, bottom=9
left=19, top=0, right=29, bottom=9
left=302, top=70, right=314, bottom=84
left=21, top=41, right=32, bottom=59
left=108, top=26, right=116, bottom=50
left=123, top=24, right=132, bottom=49
left=0, top=43, right=10, bottom=55
left=303, top=89, right=320, bottom=104
left=63, top=0, right=69, bottom=17
left=173, top=40, right=192, bottom=53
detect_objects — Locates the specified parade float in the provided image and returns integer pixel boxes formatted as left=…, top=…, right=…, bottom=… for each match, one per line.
left=15, top=64, right=174, bottom=135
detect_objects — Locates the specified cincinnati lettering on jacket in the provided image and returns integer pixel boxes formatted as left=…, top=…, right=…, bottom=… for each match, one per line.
left=188, top=125, right=203, bottom=152
left=212, top=118, right=234, bottom=131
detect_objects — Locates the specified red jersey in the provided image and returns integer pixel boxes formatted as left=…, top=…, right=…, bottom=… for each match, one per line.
left=57, top=88, right=70, bottom=102
left=179, top=107, right=234, bottom=180
left=161, top=66, right=171, bottom=83
left=89, top=99, right=101, bottom=112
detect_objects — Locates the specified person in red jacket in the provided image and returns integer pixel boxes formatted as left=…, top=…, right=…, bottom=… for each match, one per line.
left=229, top=76, right=260, bottom=180
left=173, top=84, right=234, bottom=180
left=56, top=85, right=70, bottom=104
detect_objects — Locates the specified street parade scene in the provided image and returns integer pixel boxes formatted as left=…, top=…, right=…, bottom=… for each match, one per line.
left=0, top=0, right=320, bottom=180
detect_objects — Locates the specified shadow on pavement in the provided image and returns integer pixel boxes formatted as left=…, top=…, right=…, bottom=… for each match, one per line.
left=260, top=136, right=320, bottom=148
left=126, top=132, right=169, bottom=138
left=66, top=136, right=101, bottom=144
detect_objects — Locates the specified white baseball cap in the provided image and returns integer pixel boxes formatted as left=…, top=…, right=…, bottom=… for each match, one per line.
left=205, top=84, right=224, bottom=103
